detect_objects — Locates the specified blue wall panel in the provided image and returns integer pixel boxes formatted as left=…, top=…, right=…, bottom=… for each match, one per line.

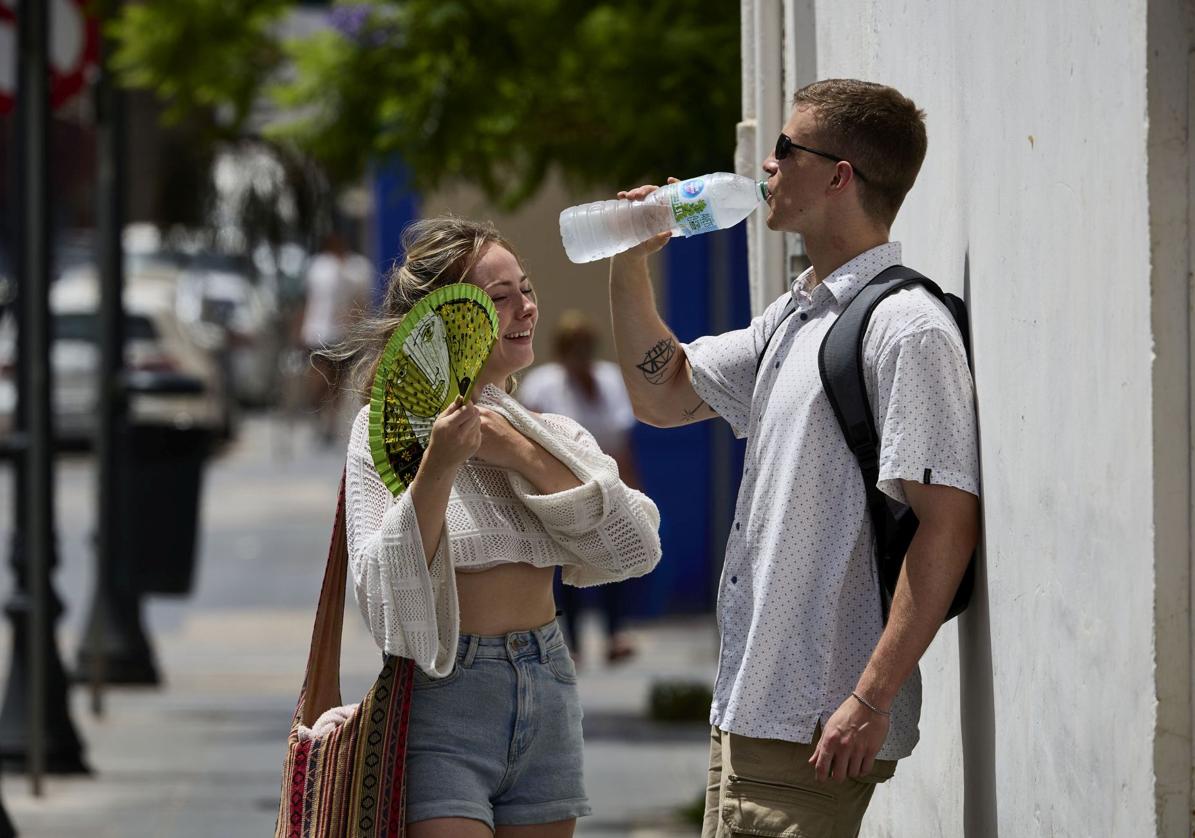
left=371, top=162, right=420, bottom=303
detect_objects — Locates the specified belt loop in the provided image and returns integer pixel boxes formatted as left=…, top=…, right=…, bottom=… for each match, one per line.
left=462, top=634, right=480, bottom=668
left=533, top=626, right=549, bottom=663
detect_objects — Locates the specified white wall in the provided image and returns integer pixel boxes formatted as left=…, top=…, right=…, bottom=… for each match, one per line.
left=770, top=0, right=1193, bottom=834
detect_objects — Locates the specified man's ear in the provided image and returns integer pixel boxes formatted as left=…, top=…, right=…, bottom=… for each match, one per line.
left=827, top=161, right=853, bottom=194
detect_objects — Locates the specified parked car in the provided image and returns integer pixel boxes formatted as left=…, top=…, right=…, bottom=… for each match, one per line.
left=0, top=259, right=232, bottom=448
left=176, top=252, right=284, bottom=407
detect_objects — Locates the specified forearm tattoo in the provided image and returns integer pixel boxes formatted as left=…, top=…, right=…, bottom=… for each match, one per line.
left=681, top=400, right=707, bottom=423
left=637, top=338, right=677, bottom=385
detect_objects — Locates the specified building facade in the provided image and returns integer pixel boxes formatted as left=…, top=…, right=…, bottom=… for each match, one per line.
left=738, top=0, right=1194, bottom=834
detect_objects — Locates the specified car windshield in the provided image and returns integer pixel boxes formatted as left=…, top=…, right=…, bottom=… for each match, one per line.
left=54, top=313, right=159, bottom=343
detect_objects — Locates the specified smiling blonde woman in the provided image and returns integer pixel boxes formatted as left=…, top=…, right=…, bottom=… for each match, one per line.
left=334, top=217, right=662, bottom=838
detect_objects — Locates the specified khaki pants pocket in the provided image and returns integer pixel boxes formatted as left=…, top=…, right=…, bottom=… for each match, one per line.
left=720, top=774, right=836, bottom=837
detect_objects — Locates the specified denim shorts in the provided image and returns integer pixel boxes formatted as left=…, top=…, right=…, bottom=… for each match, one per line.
left=405, top=619, right=591, bottom=829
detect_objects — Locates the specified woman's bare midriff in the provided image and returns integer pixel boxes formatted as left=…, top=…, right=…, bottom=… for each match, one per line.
left=455, top=562, right=558, bottom=636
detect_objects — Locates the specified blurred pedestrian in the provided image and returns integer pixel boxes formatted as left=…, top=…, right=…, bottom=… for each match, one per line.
left=300, top=231, right=373, bottom=445
left=609, top=79, right=980, bottom=836
left=335, top=217, right=663, bottom=836
left=518, top=309, right=641, bottom=666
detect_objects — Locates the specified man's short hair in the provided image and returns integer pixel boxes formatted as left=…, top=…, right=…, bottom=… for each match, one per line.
left=792, top=79, right=927, bottom=226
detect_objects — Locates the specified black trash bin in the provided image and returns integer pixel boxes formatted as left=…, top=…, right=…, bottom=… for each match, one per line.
left=120, top=371, right=210, bottom=596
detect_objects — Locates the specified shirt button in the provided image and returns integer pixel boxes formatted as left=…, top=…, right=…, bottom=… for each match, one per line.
left=799, top=312, right=809, bottom=321
left=774, top=361, right=780, bottom=369
left=730, top=575, right=738, bottom=584
left=735, top=522, right=740, bottom=531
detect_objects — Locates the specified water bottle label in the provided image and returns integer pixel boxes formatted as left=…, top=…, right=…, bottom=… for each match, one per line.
left=669, top=178, right=719, bottom=236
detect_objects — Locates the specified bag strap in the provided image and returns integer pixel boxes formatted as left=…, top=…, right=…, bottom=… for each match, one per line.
left=817, top=266, right=949, bottom=614
left=753, top=298, right=797, bottom=379
left=295, top=469, right=349, bottom=728
left=818, top=265, right=946, bottom=490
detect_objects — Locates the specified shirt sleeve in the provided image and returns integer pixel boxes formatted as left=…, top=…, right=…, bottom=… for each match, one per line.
left=681, top=295, right=793, bottom=438
left=344, top=407, right=459, bottom=677
left=504, top=412, right=662, bottom=588
left=870, top=327, right=979, bottom=505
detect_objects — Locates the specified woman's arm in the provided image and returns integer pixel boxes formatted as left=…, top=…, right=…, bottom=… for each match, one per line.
left=475, top=406, right=582, bottom=494
left=488, top=408, right=661, bottom=585
left=344, top=404, right=470, bottom=675
left=408, top=398, right=481, bottom=565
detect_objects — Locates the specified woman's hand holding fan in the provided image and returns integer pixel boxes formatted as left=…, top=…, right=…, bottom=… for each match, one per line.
left=423, top=397, right=482, bottom=474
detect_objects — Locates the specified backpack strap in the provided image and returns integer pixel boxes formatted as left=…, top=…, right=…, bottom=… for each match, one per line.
left=753, top=297, right=797, bottom=379
left=818, top=265, right=947, bottom=477
left=818, top=265, right=951, bottom=619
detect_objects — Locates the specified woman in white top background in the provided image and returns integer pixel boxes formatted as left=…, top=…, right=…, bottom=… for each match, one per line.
left=334, top=217, right=662, bottom=838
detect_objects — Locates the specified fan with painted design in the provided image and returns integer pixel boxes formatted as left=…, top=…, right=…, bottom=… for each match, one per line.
left=368, top=283, right=499, bottom=496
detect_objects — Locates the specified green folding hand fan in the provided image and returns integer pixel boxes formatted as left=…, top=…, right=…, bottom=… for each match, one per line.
left=368, top=283, right=499, bottom=497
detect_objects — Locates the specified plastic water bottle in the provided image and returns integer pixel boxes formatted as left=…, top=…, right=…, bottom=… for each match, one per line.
left=559, top=172, right=769, bottom=263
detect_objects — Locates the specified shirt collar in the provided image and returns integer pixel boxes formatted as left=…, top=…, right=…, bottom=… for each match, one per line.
left=790, top=241, right=903, bottom=309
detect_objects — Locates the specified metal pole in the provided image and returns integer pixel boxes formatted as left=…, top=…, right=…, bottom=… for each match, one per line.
left=84, top=5, right=127, bottom=713
left=0, top=0, right=88, bottom=781
left=22, top=0, right=51, bottom=795
left=75, top=6, right=158, bottom=688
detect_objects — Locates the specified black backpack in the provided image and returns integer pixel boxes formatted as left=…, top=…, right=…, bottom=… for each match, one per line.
left=757, top=265, right=976, bottom=623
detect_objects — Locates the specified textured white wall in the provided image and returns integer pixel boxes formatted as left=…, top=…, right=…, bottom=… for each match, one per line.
left=780, top=0, right=1181, bottom=835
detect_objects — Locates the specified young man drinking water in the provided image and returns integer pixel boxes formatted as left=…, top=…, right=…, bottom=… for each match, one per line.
left=609, top=79, right=980, bottom=836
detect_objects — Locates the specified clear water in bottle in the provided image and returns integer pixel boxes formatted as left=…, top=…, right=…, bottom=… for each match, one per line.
left=559, top=172, right=769, bottom=264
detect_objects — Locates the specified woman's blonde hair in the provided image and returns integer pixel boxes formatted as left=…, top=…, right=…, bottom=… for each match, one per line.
left=322, top=215, right=525, bottom=401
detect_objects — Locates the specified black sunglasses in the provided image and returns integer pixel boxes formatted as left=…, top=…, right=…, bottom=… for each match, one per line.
left=774, top=133, right=867, bottom=182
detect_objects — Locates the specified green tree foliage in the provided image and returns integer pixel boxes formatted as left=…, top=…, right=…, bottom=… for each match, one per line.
left=110, top=1, right=740, bottom=210
left=271, top=1, right=740, bottom=207
left=107, top=0, right=290, bottom=139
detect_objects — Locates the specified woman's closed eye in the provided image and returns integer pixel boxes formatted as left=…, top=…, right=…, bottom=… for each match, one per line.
left=493, top=287, right=533, bottom=303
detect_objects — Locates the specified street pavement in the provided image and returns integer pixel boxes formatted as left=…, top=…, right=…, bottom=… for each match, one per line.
left=0, top=411, right=717, bottom=837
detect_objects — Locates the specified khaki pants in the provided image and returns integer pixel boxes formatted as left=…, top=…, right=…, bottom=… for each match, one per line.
left=701, top=726, right=897, bottom=838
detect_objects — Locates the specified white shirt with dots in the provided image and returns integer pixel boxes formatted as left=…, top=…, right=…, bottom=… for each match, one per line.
left=682, top=241, right=979, bottom=761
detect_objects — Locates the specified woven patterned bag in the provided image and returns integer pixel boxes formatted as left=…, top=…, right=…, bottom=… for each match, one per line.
left=275, top=472, right=416, bottom=838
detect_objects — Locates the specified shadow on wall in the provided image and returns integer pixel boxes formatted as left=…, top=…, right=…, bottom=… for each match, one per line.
left=959, top=542, right=999, bottom=837
left=959, top=251, right=999, bottom=837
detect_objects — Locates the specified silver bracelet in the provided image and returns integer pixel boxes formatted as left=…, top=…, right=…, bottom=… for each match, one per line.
left=851, top=691, right=891, bottom=717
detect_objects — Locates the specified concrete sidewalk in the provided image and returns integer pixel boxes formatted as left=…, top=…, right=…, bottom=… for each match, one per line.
left=0, top=414, right=717, bottom=837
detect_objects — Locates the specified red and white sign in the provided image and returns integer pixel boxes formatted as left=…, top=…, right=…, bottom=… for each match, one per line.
left=0, top=3, right=14, bottom=114
left=0, top=0, right=101, bottom=116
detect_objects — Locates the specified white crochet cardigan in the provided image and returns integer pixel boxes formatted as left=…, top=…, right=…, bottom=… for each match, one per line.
left=345, top=385, right=662, bottom=677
